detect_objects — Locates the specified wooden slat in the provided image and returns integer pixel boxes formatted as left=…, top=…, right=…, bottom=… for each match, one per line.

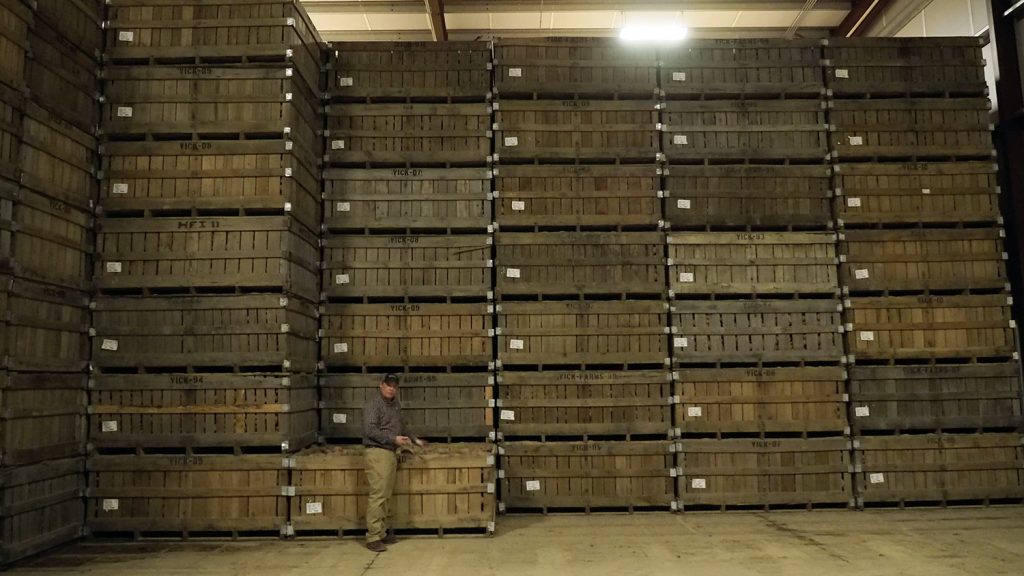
left=0, top=457, right=84, bottom=565
left=329, top=41, right=492, bottom=99
left=825, top=37, right=987, bottom=96
left=0, top=374, right=86, bottom=467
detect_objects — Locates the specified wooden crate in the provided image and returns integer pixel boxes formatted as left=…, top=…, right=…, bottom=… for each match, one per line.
left=675, top=367, right=848, bottom=436
left=664, top=165, right=833, bottom=230
left=0, top=458, right=84, bottom=566
left=91, top=294, right=319, bottom=372
left=494, top=165, right=661, bottom=230
left=99, top=140, right=321, bottom=232
left=18, top=101, right=100, bottom=211
left=320, top=373, right=493, bottom=440
left=94, top=216, right=318, bottom=300
left=26, top=16, right=100, bottom=133
left=291, top=444, right=496, bottom=533
left=33, top=0, right=104, bottom=62
left=825, top=37, right=987, bottom=96
left=497, top=301, right=669, bottom=367
left=671, top=299, right=844, bottom=364
left=849, top=364, right=1023, bottom=433
left=0, top=373, right=86, bottom=466
left=496, top=232, right=665, bottom=297
left=662, top=100, right=828, bottom=161
left=0, top=83, right=22, bottom=184
left=329, top=41, right=492, bottom=100
left=87, top=454, right=290, bottom=535
left=323, top=235, right=492, bottom=300
left=829, top=98, right=993, bottom=160
left=0, top=0, right=30, bottom=91
left=660, top=39, right=825, bottom=98
left=668, top=232, right=839, bottom=296
left=500, top=441, right=675, bottom=511
left=104, top=0, right=323, bottom=94
left=88, top=374, right=317, bottom=450
left=324, top=168, right=492, bottom=233
left=101, top=66, right=321, bottom=160
left=497, top=370, right=673, bottom=438
left=494, top=38, right=658, bottom=97
left=321, top=303, right=493, bottom=368
left=834, top=162, right=1000, bottom=226
left=854, top=434, right=1024, bottom=506
left=3, top=277, right=90, bottom=372
left=845, top=295, right=1015, bottom=362
left=494, top=100, right=658, bottom=163
left=9, top=187, right=93, bottom=292
left=325, top=103, right=491, bottom=166
left=839, top=229, right=1008, bottom=293
left=678, top=438, right=853, bottom=508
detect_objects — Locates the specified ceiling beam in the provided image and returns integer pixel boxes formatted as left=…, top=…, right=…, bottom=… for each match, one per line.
left=318, top=27, right=838, bottom=42
left=832, top=0, right=889, bottom=37
left=424, top=0, right=448, bottom=41
left=302, top=0, right=851, bottom=13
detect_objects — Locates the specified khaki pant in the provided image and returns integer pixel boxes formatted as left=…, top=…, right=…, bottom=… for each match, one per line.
left=365, top=447, right=397, bottom=543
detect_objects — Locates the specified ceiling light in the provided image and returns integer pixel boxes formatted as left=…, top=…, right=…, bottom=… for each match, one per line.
left=619, top=25, right=688, bottom=43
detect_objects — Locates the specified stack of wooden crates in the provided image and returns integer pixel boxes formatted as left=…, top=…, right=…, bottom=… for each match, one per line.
left=298, top=41, right=497, bottom=536
left=826, top=38, right=1024, bottom=506
left=85, top=0, right=324, bottom=538
left=492, top=39, right=676, bottom=513
left=0, top=0, right=102, bottom=563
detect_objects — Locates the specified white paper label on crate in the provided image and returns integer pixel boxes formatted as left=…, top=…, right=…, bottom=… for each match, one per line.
left=332, top=413, right=347, bottom=424
left=673, top=135, right=689, bottom=145
left=335, top=274, right=350, bottom=285
left=859, top=331, right=875, bottom=342
left=511, top=200, right=526, bottom=211
left=855, top=406, right=870, bottom=417
left=116, top=106, right=133, bottom=118
left=336, top=202, right=351, bottom=212
left=102, top=420, right=118, bottom=432
left=672, top=72, right=687, bottom=82
left=847, top=197, right=862, bottom=207
left=331, top=140, right=346, bottom=150
left=869, top=473, right=885, bottom=484
left=509, top=68, right=523, bottom=77
left=854, top=268, right=870, bottom=280
left=339, top=77, right=354, bottom=87
left=687, top=406, right=703, bottom=418
left=835, top=68, right=850, bottom=79
left=103, top=499, right=119, bottom=511
left=305, top=502, right=323, bottom=514
left=509, top=339, right=525, bottom=350
left=118, top=31, right=134, bottom=42
left=691, top=478, right=706, bottom=490
left=506, top=268, right=521, bottom=279
left=333, top=342, right=349, bottom=354
left=112, top=183, right=129, bottom=195
left=500, top=410, right=516, bottom=421
left=106, top=262, right=122, bottom=273
left=101, top=339, right=119, bottom=351
left=677, top=199, right=691, bottom=210
left=673, top=337, right=689, bottom=348
left=848, top=136, right=864, bottom=146
left=525, top=480, right=541, bottom=491
left=922, top=188, right=931, bottom=194
left=679, top=272, right=695, bottom=283
left=504, top=137, right=519, bottom=147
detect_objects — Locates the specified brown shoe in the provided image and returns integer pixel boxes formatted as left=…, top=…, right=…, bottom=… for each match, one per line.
left=383, top=531, right=398, bottom=545
left=365, top=540, right=387, bottom=553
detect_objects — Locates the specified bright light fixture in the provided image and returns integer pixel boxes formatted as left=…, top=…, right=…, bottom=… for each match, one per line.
left=619, top=24, right=688, bottom=43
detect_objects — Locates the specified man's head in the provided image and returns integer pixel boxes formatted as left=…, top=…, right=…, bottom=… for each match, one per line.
left=379, top=373, right=399, bottom=400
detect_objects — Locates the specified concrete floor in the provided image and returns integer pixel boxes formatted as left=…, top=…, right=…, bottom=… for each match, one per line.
left=8, top=509, right=1024, bottom=575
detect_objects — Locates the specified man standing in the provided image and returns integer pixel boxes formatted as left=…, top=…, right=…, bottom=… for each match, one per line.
left=362, top=373, right=425, bottom=552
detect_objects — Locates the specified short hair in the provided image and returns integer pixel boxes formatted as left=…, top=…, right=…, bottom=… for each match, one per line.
left=382, top=373, right=400, bottom=386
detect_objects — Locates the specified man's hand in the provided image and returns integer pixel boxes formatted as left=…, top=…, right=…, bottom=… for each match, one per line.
left=395, top=435, right=412, bottom=446
left=414, top=438, right=428, bottom=448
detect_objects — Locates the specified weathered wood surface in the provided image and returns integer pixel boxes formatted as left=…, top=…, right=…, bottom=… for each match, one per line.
left=825, top=37, right=987, bottom=96
left=0, top=457, right=84, bottom=565
left=0, top=373, right=86, bottom=466
left=330, top=41, right=492, bottom=100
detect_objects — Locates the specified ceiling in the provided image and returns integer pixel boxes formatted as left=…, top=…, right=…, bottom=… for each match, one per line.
left=301, top=0, right=855, bottom=42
